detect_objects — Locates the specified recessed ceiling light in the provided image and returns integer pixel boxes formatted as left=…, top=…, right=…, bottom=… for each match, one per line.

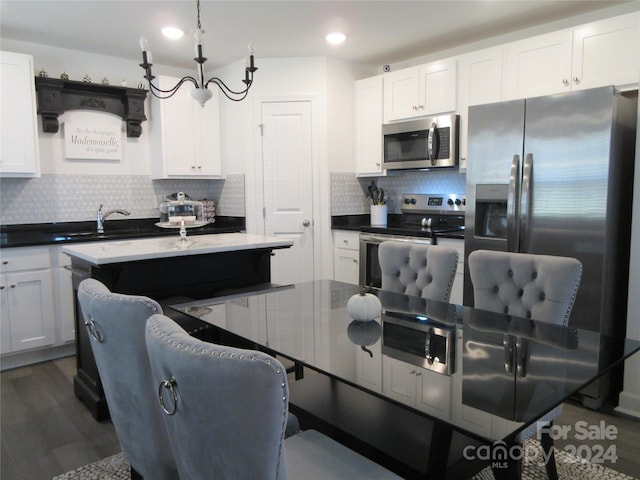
left=162, top=27, right=184, bottom=40
left=326, top=32, right=346, bottom=46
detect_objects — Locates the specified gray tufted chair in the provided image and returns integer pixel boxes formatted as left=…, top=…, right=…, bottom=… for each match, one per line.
left=145, top=313, right=402, bottom=480
left=379, top=241, right=458, bottom=302
left=77, top=278, right=178, bottom=480
left=468, top=250, right=582, bottom=325
left=468, top=249, right=582, bottom=480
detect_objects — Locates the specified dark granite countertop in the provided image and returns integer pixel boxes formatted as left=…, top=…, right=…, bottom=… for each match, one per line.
left=0, top=217, right=245, bottom=248
left=331, top=214, right=465, bottom=240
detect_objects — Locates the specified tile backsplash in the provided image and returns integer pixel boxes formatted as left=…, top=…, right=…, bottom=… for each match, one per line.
left=330, top=170, right=466, bottom=215
left=2, top=170, right=465, bottom=224
left=0, top=174, right=245, bottom=225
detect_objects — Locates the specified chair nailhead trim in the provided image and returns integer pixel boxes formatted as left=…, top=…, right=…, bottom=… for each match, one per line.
left=148, top=318, right=290, bottom=470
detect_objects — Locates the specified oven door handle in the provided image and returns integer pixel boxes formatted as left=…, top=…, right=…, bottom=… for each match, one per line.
left=359, top=234, right=432, bottom=245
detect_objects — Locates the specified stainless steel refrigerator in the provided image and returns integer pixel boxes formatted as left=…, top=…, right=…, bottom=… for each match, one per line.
left=463, top=86, right=637, bottom=407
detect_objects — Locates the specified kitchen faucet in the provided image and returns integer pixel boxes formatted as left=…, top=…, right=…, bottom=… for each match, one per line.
left=97, top=204, right=131, bottom=233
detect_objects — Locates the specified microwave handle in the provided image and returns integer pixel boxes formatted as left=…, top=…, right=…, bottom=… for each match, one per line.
left=425, top=328, right=434, bottom=364
left=427, top=123, right=438, bottom=166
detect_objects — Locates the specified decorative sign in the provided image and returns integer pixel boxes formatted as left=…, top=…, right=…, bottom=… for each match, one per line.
left=64, top=112, right=122, bottom=160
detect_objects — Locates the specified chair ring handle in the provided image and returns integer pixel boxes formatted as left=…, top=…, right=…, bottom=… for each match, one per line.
left=158, top=376, right=178, bottom=415
left=84, top=319, right=104, bottom=343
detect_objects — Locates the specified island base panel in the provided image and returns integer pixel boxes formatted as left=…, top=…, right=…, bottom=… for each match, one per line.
left=72, top=248, right=274, bottom=420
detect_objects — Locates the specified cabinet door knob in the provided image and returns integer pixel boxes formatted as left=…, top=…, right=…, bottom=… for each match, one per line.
left=353, top=259, right=358, bottom=264
left=562, top=78, right=570, bottom=86
left=0, top=285, right=5, bottom=290
left=302, top=219, right=311, bottom=227
left=2, top=260, right=8, bottom=265
left=573, top=76, right=580, bottom=84
left=10, top=284, right=16, bottom=288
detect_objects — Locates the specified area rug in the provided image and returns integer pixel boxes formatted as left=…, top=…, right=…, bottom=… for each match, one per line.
left=52, top=440, right=636, bottom=480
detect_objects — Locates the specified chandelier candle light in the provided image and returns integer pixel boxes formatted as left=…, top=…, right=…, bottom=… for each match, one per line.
left=139, top=0, right=257, bottom=106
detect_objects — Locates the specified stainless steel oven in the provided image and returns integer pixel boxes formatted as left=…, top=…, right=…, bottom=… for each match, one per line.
left=358, top=193, right=465, bottom=288
left=359, top=233, right=432, bottom=288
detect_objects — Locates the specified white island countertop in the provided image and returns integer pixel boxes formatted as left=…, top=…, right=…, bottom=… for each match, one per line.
left=62, top=233, right=294, bottom=265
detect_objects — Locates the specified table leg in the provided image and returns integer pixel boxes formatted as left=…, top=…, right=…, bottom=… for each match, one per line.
left=426, top=422, right=452, bottom=479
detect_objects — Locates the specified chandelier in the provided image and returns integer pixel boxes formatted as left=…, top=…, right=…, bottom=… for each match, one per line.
left=139, top=0, right=257, bottom=106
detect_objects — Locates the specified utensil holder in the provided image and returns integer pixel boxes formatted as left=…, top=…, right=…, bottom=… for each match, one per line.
left=371, top=204, right=387, bottom=226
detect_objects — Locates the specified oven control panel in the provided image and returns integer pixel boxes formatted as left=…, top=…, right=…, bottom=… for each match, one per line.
left=401, top=193, right=466, bottom=214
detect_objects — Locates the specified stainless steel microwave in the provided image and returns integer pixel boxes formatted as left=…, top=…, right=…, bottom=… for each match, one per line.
left=382, top=114, right=459, bottom=170
left=382, top=312, right=455, bottom=375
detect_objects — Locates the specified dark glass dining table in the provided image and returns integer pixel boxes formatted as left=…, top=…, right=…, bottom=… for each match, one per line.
left=170, top=279, right=640, bottom=479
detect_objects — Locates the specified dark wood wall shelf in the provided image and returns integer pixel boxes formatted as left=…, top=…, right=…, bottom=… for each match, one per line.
left=34, top=77, right=148, bottom=137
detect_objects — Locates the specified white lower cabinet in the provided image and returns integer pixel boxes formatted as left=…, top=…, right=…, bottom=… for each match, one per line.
left=382, top=355, right=452, bottom=418
left=333, top=230, right=360, bottom=284
left=0, top=246, right=75, bottom=362
left=0, top=247, right=55, bottom=354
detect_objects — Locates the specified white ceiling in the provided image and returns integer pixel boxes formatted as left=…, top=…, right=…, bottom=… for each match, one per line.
left=0, top=0, right=632, bottom=71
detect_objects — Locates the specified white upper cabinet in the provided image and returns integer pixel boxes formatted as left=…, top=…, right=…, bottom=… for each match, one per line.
left=0, top=51, right=40, bottom=178
left=419, top=59, right=458, bottom=117
left=571, top=13, right=640, bottom=91
left=504, top=12, right=639, bottom=100
left=384, top=58, right=457, bottom=123
left=354, top=76, right=384, bottom=176
left=458, top=46, right=504, bottom=171
left=383, top=67, right=420, bottom=122
left=150, top=75, right=222, bottom=179
left=503, top=30, right=573, bottom=100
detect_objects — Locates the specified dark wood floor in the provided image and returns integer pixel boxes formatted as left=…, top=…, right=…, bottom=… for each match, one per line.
left=2, top=355, right=639, bottom=479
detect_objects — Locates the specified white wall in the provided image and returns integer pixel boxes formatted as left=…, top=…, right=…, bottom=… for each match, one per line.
left=214, top=56, right=371, bottom=280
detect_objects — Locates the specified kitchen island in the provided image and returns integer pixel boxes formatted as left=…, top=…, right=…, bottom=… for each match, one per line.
left=62, top=233, right=293, bottom=420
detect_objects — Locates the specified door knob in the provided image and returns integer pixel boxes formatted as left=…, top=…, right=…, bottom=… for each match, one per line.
left=302, top=219, right=311, bottom=227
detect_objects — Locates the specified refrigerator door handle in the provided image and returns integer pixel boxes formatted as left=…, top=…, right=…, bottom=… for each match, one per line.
left=520, top=153, right=533, bottom=249
left=503, top=334, right=515, bottom=374
left=507, top=154, right=521, bottom=252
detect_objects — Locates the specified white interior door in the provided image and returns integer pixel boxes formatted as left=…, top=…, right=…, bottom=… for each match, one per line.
left=261, top=101, right=314, bottom=284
